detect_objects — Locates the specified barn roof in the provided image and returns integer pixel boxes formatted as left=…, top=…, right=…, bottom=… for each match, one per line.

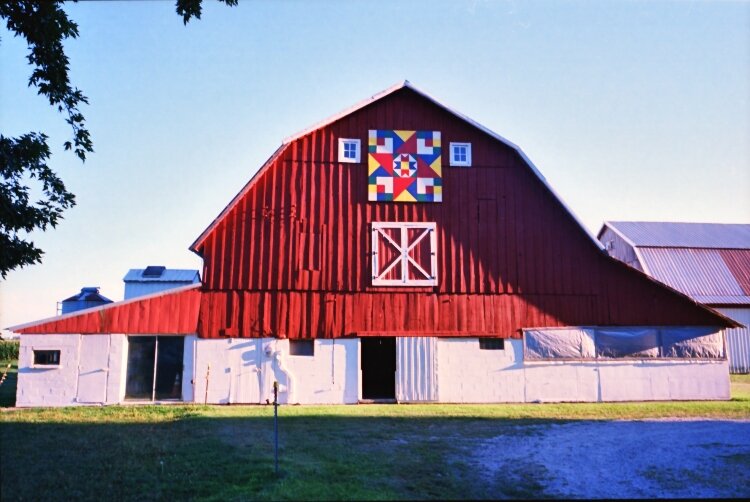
left=9, top=283, right=202, bottom=334
left=123, top=267, right=200, bottom=283
left=602, top=221, right=750, bottom=249
left=190, top=81, right=604, bottom=254
left=600, top=222, right=750, bottom=306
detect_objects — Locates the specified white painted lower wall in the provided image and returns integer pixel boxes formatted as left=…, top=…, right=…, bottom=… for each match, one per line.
left=16, top=333, right=730, bottom=406
left=17, top=334, right=128, bottom=407
left=192, top=338, right=359, bottom=405
left=524, top=359, right=730, bottom=402
left=435, top=338, right=526, bottom=403
left=434, top=338, right=729, bottom=403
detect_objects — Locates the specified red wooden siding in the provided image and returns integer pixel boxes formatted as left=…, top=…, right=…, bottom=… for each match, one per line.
left=195, top=88, right=597, bottom=296
left=188, top=86, right=733, bottom=338
left=196, top=257, right=732, bottom=339
left=14, top=285, right=201, bottom=335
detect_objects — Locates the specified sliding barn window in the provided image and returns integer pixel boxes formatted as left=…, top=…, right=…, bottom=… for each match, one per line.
left=371, top=222, right=437, bottom=286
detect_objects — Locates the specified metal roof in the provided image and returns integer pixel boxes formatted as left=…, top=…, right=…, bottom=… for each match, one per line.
left=123, top=268, right=200, bottom=283
left=638, top=248, right=750, bottom=306
left=61, top=287, right=113, bottom=304
left=603, top=222, right=750, bottom=249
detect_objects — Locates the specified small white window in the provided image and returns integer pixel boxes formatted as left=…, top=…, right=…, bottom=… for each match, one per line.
left=449, top=142, right=472, bottom=167
left=371, top=222, right=437, bottom=286
left=338, top=138, right=361, bottom=163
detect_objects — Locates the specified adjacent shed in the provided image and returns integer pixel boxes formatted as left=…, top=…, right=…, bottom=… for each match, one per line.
left=599, top=221, right=750, bottom=373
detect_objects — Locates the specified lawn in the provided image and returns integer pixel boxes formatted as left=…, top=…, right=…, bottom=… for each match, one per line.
left=1, top=368, right=748, bottom=500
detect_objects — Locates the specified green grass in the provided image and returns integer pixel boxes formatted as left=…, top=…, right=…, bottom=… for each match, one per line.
left=0, top=360, right=16, bottom=408
left=732, top=373, right=750, bottom=401
left=1, top=368, right=749, bottom=500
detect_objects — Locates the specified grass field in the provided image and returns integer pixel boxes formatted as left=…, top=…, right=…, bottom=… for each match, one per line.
left=0, top=360, right=17, bottom=408
left=1, top=365, right=748, bottom=500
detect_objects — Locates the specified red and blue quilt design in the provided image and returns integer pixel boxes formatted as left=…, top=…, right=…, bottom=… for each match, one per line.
left=367, top=130, right=442, bottom=202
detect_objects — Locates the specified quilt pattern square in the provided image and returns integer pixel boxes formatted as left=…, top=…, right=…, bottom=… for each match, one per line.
left=367, top=130, right=442, bottom=202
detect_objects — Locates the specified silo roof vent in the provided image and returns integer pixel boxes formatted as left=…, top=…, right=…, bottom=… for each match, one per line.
left=142, top=266, right=166, bottom=278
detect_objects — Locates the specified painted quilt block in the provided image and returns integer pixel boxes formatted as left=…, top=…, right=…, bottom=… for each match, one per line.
left=368, top=130, right=442, bottom=202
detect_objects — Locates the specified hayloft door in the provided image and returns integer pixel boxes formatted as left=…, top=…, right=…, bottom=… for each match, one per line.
left=361, top=337, right=396, bottom=400
left=76, top=335, right=110, bottom=403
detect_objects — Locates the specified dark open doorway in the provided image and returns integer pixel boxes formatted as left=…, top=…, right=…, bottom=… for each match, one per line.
left=361, top=337, right=396, bottom=400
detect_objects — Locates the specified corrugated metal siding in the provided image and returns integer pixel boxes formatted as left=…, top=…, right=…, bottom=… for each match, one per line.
left=14, top=286, right=201, bottom=335
left=396, top=337, right=437, bottom=402
left=189, top=88, right=730, bottom=337
left=716, top=308, right=750, bottom=373
left=599, top=227, right=643, bottom=271
left=606, top=222, right=750, bottom=249
left=638, top=248, right=750, bottom=304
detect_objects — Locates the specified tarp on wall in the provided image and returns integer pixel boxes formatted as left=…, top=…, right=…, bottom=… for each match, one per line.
left=524, top=328, right=595, bottom=359
left=524, top=326, right=724, bottom=360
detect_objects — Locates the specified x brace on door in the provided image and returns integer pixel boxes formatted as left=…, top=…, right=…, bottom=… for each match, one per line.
left=371, top=222, right=438, bottom=286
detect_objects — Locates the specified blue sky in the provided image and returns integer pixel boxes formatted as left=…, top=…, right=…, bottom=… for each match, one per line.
left=2, top=0, right=749, bottom=332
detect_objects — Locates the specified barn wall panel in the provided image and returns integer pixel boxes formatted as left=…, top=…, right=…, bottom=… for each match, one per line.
left=524, top=359, right=730, bottom=402
left=16, top=334, right=129, bottom=407
left=191, top=337, right=358, bottom=404
left=436, top=338, right=525, bottom=403
left=16, top=286, right=202, bottom=335
left=16, top=334, right=81, bottom=407
left=191, top=87, right=728, bottom=333
left=197, top=290, right=725, bottom=340
left=396, top=337, right=437, bottom=402
left=716, top=308, right=750, bottom=373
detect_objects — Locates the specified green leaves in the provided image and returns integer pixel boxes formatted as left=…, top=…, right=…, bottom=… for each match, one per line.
left=2, top=1, right=92, bottom=162
left=0, top=0, right=236, bottom=278
left=175, top=0, right=239, bottom=25
left=0, top=133, right=76, bottom=277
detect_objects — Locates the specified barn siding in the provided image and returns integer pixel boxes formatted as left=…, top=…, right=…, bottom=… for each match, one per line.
left=192, top=87, right=728, bottom=338
left=716, top=308, right=750, bottom=373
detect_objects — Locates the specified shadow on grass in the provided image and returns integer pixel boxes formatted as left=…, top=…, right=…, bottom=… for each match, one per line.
left=0, top=413, right=562, bottom=501
left=0, top=362, right=16, bottom=408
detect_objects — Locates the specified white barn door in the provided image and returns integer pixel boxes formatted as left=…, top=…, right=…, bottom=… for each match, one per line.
left=230, top=339, right=262, bottom=404
left=76, top=335, right=110, bottom=403
left=396, top=337, right=438, bottom=402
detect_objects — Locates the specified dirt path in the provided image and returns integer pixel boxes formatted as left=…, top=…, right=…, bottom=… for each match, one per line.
left=468, top=419, right=750, bottom=499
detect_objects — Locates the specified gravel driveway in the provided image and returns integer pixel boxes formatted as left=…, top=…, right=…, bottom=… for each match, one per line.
left=468, top=419, right=750, bottom=499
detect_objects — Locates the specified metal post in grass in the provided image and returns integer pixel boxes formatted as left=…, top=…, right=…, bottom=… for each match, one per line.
left=273, top=380, right=279, bottom=476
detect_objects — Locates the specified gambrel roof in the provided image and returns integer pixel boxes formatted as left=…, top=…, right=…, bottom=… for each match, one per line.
left=190, top=81, right=603, bottom=254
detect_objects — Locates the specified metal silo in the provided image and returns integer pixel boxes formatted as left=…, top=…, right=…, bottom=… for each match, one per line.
left=60, top=287, right=113, bottom=314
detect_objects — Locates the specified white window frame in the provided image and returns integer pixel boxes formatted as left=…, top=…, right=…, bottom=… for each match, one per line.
left=371, top=222, right=438, bottom=286
left=449, top=142, right=472, bottom=167
left=338, top=138, right=361, bottom=163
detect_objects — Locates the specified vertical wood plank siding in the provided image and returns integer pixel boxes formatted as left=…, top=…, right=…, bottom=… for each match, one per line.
left=16, top=286, right=202, bottom=334
left=194, top=88, right=729, bottom=339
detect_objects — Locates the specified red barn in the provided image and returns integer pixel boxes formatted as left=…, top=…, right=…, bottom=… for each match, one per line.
left=11, top=82, right=737, bottom=406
